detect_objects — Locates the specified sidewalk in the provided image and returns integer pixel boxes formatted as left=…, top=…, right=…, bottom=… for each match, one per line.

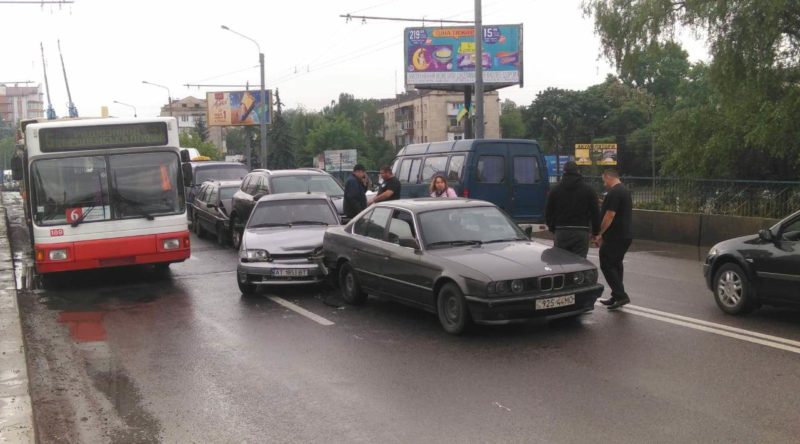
left=0, top=192, right=34, bottom=443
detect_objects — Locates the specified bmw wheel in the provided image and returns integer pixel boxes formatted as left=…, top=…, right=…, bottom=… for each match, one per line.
left=437, top=283, right=471, bottom=335
left=713, top=263, right=756, bottom=315
left=339, top=262, right=367, bottom=305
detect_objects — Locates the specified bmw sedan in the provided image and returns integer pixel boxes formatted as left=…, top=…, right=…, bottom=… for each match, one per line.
left=323, top=199, right=604, bottom=334
left=236, top=192, right=340, bottom=295
left=704, top=209, right=800, bottom=314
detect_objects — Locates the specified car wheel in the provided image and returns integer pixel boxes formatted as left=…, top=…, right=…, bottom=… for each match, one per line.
left=193, top=214, right=205, bottom=238
left=437, top=283, right=471, bottom=335
left=339, top=262, right=366, bottom=305
left=230, top=216, right=243, bottom=249
left=216, top=225, right=228, bottom=247
left=238, top=280, right=258, bottom=297
left=713, top=263, right=756, bottom=315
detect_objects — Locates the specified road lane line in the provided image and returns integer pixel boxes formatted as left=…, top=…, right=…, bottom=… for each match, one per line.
left=625, top=304, right=800, bottom=348
left=611, top=305, right=800, bottom=355
left=268, top=296, right=335, bottom=326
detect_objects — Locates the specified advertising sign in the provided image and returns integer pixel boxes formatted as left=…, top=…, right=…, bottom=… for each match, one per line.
left=544, top=155, right=575, bottom=177
left=207, top=90, right=272, bottom=127
left=574, top=143, right=617, bottom=166
left=404, top=24, right=523, bottom=89
left=324, top=149, right=357, bottom=172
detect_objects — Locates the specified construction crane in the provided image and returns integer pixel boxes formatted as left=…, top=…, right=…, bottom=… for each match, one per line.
left=58, top=39, right=78, bottom=118
left=40, top=42, right=56, bottom=120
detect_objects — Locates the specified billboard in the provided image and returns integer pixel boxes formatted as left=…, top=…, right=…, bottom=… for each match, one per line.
left=404, top=25, right=523, bottom=90
left=574, top=143, right=617, bottom=166
left=324, top=149, right=357, bottom=172
left=544, top=155, right=575, bottom=177
left=207, top=90, right=272, bottom=126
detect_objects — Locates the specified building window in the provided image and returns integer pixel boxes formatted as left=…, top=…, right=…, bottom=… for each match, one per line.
left=449, top=117, right=458, bottom=127
left=181, top=115, right=189, bottom=122
left=423, top=120, right=427, bottom=129
left=424, top=136, right=428, bottom=142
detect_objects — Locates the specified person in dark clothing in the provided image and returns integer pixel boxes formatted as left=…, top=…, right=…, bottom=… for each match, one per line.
left=595, top=168, right=634, bottom=310
left=544, top=161, right=600, bottom=258
left=343, top=164, right=367, bottom=219
left=369, top=165, right=401, bottom=204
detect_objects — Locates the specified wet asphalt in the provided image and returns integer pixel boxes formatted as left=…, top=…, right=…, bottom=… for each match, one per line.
left=7, top=192, right=800, bottom=443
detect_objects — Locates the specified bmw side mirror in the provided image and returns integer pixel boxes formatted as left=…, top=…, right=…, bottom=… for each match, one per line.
left=253, top=193, right=265, bottom=201
left=758, top=229, right=773, bottom=242
left=398, top=237, right=420, bottom=250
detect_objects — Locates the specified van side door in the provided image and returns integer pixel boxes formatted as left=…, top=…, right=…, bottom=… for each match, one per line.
left=468, top=142, right=510, bottom=213
left=509, top=142, right=548, bottom=222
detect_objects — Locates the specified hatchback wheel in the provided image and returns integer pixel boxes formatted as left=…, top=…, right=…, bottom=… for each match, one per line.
left=437, top=283, right=471, bottom=335
left=339, top=263, right=366, bottom=305
left=193, top=214, right=205, bottom=238
left=217, top=225, right=228, bottom=247
left=713, top=263, right=756, bottom=315
left=230, top=216, right=242, bottom=249
left=238, top=280, right=258, bottom=297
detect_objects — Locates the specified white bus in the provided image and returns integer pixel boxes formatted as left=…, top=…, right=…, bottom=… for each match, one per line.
left=12, top=117, right=191, bottom=275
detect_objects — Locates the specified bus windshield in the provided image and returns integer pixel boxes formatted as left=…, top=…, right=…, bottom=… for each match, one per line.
left=31, top=151, right=183, bottom=226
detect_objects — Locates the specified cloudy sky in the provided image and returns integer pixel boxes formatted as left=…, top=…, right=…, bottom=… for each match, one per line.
left=2, top=0, right=707, bottom=118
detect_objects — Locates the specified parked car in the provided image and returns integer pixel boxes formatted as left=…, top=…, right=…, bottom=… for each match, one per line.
left=323, top=198, right=603, bottom=334
left=191, top=180, right=242, bottom=246
left=184, top=161, right=249, bottom=223
left=704, top=209, right=800, bottom=314
left=237, top=192, right=340, bottom=294
left=390, top=139, right=549, bottom=223
left=230, top=169, right=345, bottom=248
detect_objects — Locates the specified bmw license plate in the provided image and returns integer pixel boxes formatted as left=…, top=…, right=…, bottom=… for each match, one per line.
left=535, top=295, right=575, bottom=310
left=272, top=269, right=309, bottom=277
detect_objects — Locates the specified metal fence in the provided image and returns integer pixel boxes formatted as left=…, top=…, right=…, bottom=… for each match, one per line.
left=582, top=176, right=800, bottom=219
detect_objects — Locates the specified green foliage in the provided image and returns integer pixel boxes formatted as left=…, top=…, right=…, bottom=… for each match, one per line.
left=179, top=131, right=219, bottom=160
left=500, top=100, right=526, bottom=139
left=304, top=116, right=365, bottom=163
left=194, top=118, right=209, bottom=142
left=268, top=113, right=296, bottom=169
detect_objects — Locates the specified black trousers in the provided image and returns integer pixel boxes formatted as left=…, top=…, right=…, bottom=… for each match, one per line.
left=599, top=238, right=632, bottom=300
left=554, top=229, right=591, bottom=258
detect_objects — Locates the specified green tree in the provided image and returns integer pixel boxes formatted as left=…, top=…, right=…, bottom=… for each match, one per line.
left=304, top=116, right=365, bottom=167
left=500, top=99, right=526, bottom=139
left=180, top=131, right=219, bottom=160
left=194, top=117, right=209, bottom=142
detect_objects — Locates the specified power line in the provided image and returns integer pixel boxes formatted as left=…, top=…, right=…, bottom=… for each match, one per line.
left=0, top=1, right=73, bottom=3
left=340, top=14, right=473, bottom=24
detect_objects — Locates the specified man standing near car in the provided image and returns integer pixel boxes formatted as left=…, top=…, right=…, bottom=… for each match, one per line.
left=595, top=169, right=633, bottom=310
left=545, top=161, right=600, bottom=258
left=369, top=165, right=401, bottom=204
left=344, top=164, right=368, bottom=219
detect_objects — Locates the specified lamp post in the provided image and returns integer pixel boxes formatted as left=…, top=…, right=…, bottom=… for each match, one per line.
left=222, top=25, right=268, bottom=170
left=113, top=100, right=137, bottom=117
left=142, top=81, right=172, bottom=117
left=473, top=0, right=485, bottom=139
left=543, top=116, right=560, bottom=177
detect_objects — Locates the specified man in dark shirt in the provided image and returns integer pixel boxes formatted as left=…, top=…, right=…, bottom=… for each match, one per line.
left=369, top=165, right=401, bottom=204
left=545, top=161, right=600, bottom=258
left=595, top=168, right=633, bottom=310
left=343, top=164, right=367, bottom=219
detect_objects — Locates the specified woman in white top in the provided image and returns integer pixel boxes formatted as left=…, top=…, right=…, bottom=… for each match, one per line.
left=429, top=175, right=458, bottom=198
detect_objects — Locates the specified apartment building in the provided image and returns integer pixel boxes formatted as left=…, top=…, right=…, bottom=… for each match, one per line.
left=159, top=96, right=224, bottom=152
left=0, top=84, right=44, bottom=124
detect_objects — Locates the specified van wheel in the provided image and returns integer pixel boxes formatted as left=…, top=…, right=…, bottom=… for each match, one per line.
left=437, top=283, right=471, bottom=335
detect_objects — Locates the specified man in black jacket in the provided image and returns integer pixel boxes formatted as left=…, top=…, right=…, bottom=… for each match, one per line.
left=343, top=164, right=367, bottom=219
left=544, top=161, right=600, bottom=258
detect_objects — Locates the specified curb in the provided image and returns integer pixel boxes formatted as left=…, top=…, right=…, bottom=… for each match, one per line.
left=0, top=195, right=35, bottom=443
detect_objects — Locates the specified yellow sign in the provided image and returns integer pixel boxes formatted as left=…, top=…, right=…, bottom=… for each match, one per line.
left=574, top=143, right=617, bottom=166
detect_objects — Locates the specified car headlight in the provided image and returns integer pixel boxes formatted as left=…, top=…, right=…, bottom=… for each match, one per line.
left=241, top=249, right=271, bottom=262
left=708, top=247, right=718, bottom=258
left=511, top=279, right=524, bottom=293
left=487, top=282, right=497, bottom=294
left=584, top=269, right=598, bottom=284
left=573, top=271, right=586, bottom=285
left=496, top=280, right=510, bottom=294
left=49, top=249, right=68, bottom=261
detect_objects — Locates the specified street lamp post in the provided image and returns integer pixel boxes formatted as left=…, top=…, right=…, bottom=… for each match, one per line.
left=222, top=25, right=268, bottom=170
left=543, top=117, right=560, bottom=177
left=113, top=100, right=137, bottom=117
left=142, top=81, right=172, bottom=117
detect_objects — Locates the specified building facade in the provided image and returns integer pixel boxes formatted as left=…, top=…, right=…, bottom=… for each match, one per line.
left=378, top=90, right=500, bottom=149
left=159, top=96, right=224, bottom=152
left=0, top=84, right=44, bottom=124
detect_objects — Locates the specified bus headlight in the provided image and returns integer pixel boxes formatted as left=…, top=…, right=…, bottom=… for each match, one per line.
left=162, top=238, right=181, bottom=250
left=49, top=249, right=68, bottom=261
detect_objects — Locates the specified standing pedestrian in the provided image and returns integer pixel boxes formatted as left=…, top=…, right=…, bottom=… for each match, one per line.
left=343, top=164, right=367, bottom=219
left=369, top=165, right=401, bottom=204
left=595, top=168, right=633, bottom=310
left=544, top=161, right=600, bottom=258
left=429, top=174, right=458, bottom=198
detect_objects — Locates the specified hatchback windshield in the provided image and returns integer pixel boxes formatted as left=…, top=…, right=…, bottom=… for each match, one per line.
left=248, top=199, right=339, bottom=228
left=31, top=152, right=183, bottom=225
left=194, top=165, right=248, bottom=184
left=271, top=175, right=344, bottom=197
left=418, top=206, right=526, bottom=248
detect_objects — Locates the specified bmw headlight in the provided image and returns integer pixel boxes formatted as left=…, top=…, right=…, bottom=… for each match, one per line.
left=573, top=272, right=586, bottom=285
left=511, top=279, right=524, bottom=294
left=241, top=249, right=271, bottom=262
left=585, top=269, right=598, bottom=284
left=496, top=280, right=510, bottom=294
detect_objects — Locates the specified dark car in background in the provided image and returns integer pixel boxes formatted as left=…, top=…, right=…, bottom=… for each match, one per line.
left=704, top=209, right=800, bottom=314
left=184, top=161, right=249, bottom=222
left=237, top=192, right=340, bottom=295
left=191, top=180, right=242, bottom=246
left=229, top=169, right=345, bottom=248
left=323, top=199, right=603, bottom=334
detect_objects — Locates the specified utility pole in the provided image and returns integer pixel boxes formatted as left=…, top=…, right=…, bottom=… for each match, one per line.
left=474, top=0, right=485, bottom=139
left=58, top=40, right=78, bottom=117
left=40, top=43, right=56, bottom=120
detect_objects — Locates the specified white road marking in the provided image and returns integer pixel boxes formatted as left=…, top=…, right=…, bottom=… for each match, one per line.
left=607, top=303, right=800, bottom=355
left=268, top=296, right=335, bottom=326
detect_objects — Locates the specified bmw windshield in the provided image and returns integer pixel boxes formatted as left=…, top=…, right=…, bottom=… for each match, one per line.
left=419, top=206, right=526, bottom=249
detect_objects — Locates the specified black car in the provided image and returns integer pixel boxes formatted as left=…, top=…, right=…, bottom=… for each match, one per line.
left=704, top=210, right=800, bottom=314
left=323, top=199, right=603, bottom=335
left=184, top=161, right=249, bottom=222
left=191, top=180, right=242, bottom=246
left=229, top=169, right=345, bottom=248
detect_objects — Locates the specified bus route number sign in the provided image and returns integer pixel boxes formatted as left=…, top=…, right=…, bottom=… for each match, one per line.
left=67, top=208, right=83, bottom=223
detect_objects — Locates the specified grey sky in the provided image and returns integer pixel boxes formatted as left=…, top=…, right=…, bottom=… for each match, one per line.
left=2, top=0, right=707, bottom=119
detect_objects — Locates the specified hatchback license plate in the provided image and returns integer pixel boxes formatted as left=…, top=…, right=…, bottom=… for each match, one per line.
left=272, top=269, right=309, bottom=277
left=535, top=295, right=575, bottom=310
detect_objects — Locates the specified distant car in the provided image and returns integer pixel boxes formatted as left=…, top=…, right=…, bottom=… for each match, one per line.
left=323, top=198, right=603, bottom=335
left=184, top=161, right=249, bottom=222
left=704, top=209, right=800, bottom=314
left=236, top=192, right=340, bottom=294
left=191, top=180, right=242, bottom=246
left=230, top=169, right=345, bottom=248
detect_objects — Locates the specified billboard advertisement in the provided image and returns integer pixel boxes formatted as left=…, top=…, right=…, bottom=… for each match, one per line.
left=574, top=143, right=617, bottom=166
left=324, top=149, right=357, bottom=172
left=404, top=25, right=523, bottom=89
left=544, top=155, right=575, bottom=177
left=207, top=90, right=272, bottom=127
